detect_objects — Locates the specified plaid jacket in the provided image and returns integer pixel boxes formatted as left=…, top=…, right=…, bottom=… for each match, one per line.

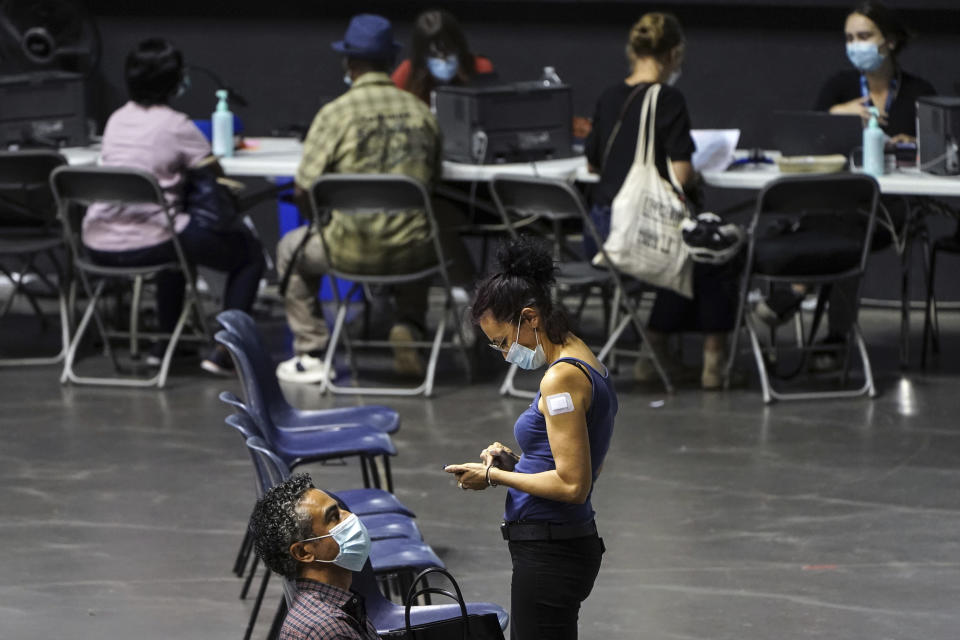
left=296, top=72, right=442, bottom=274
left=279, top=579, right=379, bottom=640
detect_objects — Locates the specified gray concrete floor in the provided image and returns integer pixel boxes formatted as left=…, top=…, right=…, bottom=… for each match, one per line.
left=2, top=306, right=960, bottom=640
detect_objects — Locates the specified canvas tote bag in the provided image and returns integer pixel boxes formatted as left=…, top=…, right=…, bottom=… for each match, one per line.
left=593, top=83, right=693, bottom=298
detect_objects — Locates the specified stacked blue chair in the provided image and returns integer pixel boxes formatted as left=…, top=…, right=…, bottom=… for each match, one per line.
left=216, top=329, right=397, bottom=491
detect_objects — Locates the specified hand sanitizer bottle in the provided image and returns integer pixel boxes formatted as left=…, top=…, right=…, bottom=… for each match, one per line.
left=212, top=89, right=234, bottom=158
left=541, top=66, right=562, bottom=87
left=862, top=107, right=885, bottom=177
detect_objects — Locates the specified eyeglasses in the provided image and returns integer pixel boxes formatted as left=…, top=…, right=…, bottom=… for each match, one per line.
left=487, top=337, right=509, bottom=353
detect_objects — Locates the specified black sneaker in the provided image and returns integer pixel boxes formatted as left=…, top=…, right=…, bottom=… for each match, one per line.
left=201, top=344, right=235, bottom=377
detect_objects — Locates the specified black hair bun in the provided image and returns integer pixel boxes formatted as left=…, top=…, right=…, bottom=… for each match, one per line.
left=496, top=236, right=556, bottom=286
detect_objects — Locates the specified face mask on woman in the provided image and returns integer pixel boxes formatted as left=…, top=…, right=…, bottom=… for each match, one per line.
left=846, top=41, right=886, bottom=72
left=505, top=316, right=547, bottom=370
left=427, top=55, right=459, bottom=83
left=300, top=513, right=371, bottom=572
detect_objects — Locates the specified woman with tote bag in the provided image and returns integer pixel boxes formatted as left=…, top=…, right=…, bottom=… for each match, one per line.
left=584, top=12, right=739, bottom=390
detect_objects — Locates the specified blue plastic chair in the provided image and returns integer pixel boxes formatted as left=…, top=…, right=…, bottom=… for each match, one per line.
left=225, top=413, right=414, bottom=518
left=217, top=329, right=396, bottom=492
left=352, top=555, right=509, bottom=634
left=215, top=310, right=400, bottom=434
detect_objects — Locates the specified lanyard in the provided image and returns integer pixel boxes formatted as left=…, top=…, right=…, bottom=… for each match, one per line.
left=859, top=73, right=898, bottom=115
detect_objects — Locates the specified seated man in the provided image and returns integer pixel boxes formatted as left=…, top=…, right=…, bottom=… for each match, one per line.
left=276, top=13, right=442, bottom=384
left=250, top=473, right=377, bottom=640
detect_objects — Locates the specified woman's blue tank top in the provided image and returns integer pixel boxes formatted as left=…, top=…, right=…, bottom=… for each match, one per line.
left=504, top=356, right=618, bottom=524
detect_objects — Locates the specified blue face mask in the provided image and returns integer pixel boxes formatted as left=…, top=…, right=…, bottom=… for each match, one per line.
left=846, top=41, right=886, bottom=72
left=505, top=316, right=547, bottom=370
left=301, top=513, right=371, bottom=572
left=343, top=72, right=353, bottom=87
left=427, top=55, right=459, bottom=83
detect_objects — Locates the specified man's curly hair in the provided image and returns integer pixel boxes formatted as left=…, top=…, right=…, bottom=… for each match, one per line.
left=250, top=473, right=315, bottom=579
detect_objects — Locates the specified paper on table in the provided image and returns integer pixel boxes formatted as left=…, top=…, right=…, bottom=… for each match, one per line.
left=690, top=129, right=741, bottom=172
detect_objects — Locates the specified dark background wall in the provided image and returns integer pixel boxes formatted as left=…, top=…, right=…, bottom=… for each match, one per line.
left=87, top=1, right=960, bottom=148
left=84, top=0, right=960, bottom=302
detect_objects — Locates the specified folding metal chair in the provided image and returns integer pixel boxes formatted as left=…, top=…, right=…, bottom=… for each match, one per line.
left=488, top=174, right=673, bottom=395
left=723, top=173, right=880, bottom=403
left=50, top=165, right=210, bottom=388
left=0, top=151, right=70, bottom=366
left=309, top=174, right=471, bottom=397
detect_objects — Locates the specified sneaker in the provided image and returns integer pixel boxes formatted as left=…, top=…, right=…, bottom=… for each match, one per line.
left=752, top=289, right=805, bottom=327
left=276, top=354, right=334, bottom=384
left=389, top=323, right=425, bottom=377
left=201, top=345, right=235, bottom=377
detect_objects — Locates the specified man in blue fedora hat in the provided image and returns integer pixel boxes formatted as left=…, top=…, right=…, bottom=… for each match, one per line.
left=275, top=13, right=443, bottom=385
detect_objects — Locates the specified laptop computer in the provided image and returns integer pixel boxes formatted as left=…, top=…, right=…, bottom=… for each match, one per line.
left=771, top=111, right=864, bottom=156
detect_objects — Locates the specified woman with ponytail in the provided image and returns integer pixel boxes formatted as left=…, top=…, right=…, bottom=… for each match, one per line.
left=584, top=12, right=739, bottom=390
left=444, top=236, right=618, bottom=640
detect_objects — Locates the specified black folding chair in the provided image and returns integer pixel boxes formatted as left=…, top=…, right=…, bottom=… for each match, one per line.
left=724, top=173, right=880, bottom=403
left=0, top=150, right=70, bottom=365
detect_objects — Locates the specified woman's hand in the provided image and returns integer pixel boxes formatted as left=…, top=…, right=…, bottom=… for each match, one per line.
left=443, top=462, right=489, bottom=491
left=829, top=98, right=888, bottom=127
left=481, top=442, right=520, bottom=471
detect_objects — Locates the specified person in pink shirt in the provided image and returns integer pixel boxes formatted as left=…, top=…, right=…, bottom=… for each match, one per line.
left=84, top=38, right=264, bottom=374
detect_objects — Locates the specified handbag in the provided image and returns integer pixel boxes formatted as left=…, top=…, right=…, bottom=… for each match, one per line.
left=379, top=567, right=505, bottom=640
left=183, top=155, right=242, bottom=232
left=593, top=83, right=694, bottom=298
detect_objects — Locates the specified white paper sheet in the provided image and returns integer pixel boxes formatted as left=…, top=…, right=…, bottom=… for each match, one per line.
left=690, top=129, right=741, bottom=172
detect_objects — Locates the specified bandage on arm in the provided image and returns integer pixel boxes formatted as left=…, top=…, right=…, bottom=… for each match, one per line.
left=545, top=392, right=575, bottom=416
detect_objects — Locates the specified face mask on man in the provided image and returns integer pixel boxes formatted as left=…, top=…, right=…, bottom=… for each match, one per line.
left=505, top=316, right=547, bottom=370
left=300, top=513, right=371, bottom=572
left=427, top=55, right=459, bottom=83
left=846, top=41, right=886, bottom=72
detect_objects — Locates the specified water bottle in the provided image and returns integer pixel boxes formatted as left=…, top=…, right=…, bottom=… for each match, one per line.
left=211, top=89, right=234, bottom=158
left=862, top=107, right=885, bottom=177
left=541, top=66, right=562, bottom=87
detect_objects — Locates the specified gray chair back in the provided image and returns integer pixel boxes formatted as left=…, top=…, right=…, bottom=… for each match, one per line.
left=49, top=165, right=188, bottom=270
left=308, top=173, right=448, bottom=281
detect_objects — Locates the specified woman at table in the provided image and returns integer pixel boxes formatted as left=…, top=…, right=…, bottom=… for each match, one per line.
left=445, top=235, right=615, bottom=640
left=392, top=9, right=493, bottom=103
left=584, top=12, right=738, bottom=390
left=815, top=0, right=936, bottom=143
left=83, top=38, right=264, bottom=374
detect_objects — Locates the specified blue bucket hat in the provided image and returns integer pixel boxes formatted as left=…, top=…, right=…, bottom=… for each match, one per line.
left=331, top=14, right=401, bottom=60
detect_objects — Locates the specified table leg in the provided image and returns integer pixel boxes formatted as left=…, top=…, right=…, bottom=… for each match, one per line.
left=900, top=235, right=911, bottom=369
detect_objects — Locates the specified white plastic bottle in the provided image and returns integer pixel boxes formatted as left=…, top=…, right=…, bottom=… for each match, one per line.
left=541, top=66, right=562, bottom=87
left=211, top=89, right=234, bottom=158
left=862, top=107, right=885, bottom=177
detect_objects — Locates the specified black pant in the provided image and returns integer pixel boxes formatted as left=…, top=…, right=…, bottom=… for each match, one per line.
left=508, top=534, right=605, bottom=640
left=87, top=217, right=265, bottom=333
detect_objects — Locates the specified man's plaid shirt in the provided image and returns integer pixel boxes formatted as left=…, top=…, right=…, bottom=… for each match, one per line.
left=279, top=579, right=379, bottom=640
left=295, top=72, right=442, bottom=275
